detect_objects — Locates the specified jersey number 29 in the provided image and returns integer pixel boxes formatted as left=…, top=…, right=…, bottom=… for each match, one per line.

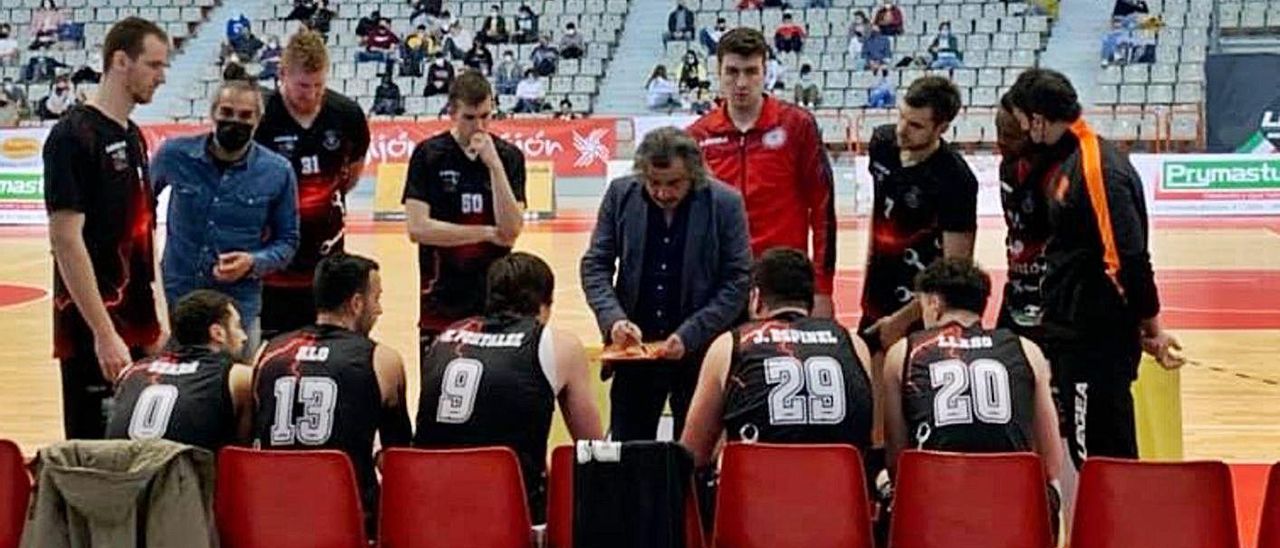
left=270, top=376, right=339, bottom=445
left=765, top=356, right=847, bottom=425
left=928, top=359, right=1013, bottom=426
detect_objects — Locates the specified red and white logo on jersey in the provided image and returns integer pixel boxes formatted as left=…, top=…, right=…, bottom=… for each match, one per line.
left=762, top=127, right=787, bottom=149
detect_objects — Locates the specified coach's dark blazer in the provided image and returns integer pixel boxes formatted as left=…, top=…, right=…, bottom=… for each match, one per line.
left=580, top=174, right=751, bottom=355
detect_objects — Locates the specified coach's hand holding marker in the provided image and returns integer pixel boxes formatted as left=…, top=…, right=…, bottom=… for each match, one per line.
left=611, top=320, right=643, bottom=349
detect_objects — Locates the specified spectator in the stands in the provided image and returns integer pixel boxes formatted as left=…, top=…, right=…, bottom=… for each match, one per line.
left=222, top=53, right=246, bottom=80
left=29, top=4, right=62, bottom=51
left=495, top=50, right=522, bottom=95
left=645, top=64, right=680, bottom=110
left=531, top=34, right=559, bottom=76
left=444, top=20, right=475, bottom=60
left=774, top=12, right=806, bottom=54
left=559, top=23, right=585, bottom=60
left=1113, top=0, right=1149, bottom=18
left=0, top=77, right=24, bottom=110
left=928, top=20, right=962, bottom=69
left=764, top=0, right=791, bottom=10
left=515, top=4, right=540, bottom=44
left=372, top=73, right=404, bottom=116
left=738, top=0, right=764, bottom=8
left=0, top=88, right=18, bottom=127
left=699, top=17, right=728, bottom=55
left=850, top=9, right=870, bottom=40
left=71, top=54, right=100, bottom=85
left=514, top=69, right=546, bottom=113
left=765, top=50, right=786, bottom=92
left=867, top=67, right=894, bottom=108
left=306, top=0, right=335, bottom=35
left=861, top=26, right=892, bottom=72
left=676, top=50, right=705, bottom=93
left=37, top=75, right=72, bottom=120
left=435, top=9, right=457, bottom=36
left=402, top=25, right=435, bottom=76
left=874, top=0, right=904, bottom=36
left=285, top=0, right=318, bottom=22
left=793, top=63, right=821, bottom=108
left=423, top=52, right=454, bottom=97
left=359, top=18, right=399, bottom=63
left=463, top=41, right=494, bottom=75
left=479, top=4, right=510, bottom=45
left=1101, top=17, right=1132, bottom=66
left=226, top=13, right=262, bottom=58
left=0, top=24, right=17, bottom=66
left=667, top=1, right=695, bottom=42
left=259, top=36, right=282, bottom=80
left=356, top=10, right=381, bottom=40
left=410, top=0, right=443, bottom=24
left=689, top=80, right=713, bottom=114
left=22, top=55, right=66, bottom=84
left=554, top=98, right=581, bottom=120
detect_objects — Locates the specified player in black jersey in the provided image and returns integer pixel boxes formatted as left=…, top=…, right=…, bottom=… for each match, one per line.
left=252, top=253, right=411, bottom=534
left=882, top=258, right=1062, bottom=477
left=254, top=30, right=371, bottom=340
left=682, top=248, right=875, bottom=468
left=403, top=71, right=526, bottom=355
left=860, top=76, right=978, bottom=355
left=107, top=290, right=254, bottom=450
left=415, top=252, right=603, bottom=523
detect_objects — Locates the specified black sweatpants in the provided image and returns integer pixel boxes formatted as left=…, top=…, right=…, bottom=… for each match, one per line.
left=60, top=341, right=147, bottom=439
left=1047, top=343, right=1141, bottom=469
left=609, top=356, right=702, bottom=442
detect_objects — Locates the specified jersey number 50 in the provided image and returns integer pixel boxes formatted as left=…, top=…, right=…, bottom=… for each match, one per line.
left=765, top=356, right=847, bottom=426
left=929, top=359, right=1013, bottom=426
left=270, top=376, right=339, bottom=445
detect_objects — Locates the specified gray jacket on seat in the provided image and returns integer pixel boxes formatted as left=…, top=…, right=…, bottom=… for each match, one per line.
left=21, top=439, right=216, bottom=548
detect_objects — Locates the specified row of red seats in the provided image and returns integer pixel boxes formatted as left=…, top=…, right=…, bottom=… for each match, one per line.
left=2, top=439, right=1278, bottom=547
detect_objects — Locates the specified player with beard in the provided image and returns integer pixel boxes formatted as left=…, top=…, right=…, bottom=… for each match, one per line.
left=252, top=253, right=411, bottom=535
left=44, top=17, right=170, bottom=438
left=254, top=30, right=371, bottom=340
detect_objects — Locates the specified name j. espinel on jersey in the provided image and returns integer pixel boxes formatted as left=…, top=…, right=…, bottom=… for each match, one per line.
left=749, top=328, right=840, bottom=345
left=438, top=328, right=526, bottom=348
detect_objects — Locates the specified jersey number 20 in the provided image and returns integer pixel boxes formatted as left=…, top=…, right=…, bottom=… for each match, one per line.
left=765, top=356, right=847, bottom=425
left=270, top=377, right=339, bottom=445
left=928, top=359, right=1013, bottom=426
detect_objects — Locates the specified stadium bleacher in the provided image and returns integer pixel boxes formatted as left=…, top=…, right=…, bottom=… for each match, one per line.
left=180, top=0, right=632, bottom=122
left=0, top=0, right=216, bottom=121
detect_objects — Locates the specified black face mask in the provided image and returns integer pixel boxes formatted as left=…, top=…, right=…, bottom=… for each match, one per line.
left=214, top=120, right=255, bottom=152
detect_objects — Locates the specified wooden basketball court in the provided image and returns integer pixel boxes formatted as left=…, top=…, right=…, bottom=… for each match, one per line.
left=2, top=213, right=1279, bottom=463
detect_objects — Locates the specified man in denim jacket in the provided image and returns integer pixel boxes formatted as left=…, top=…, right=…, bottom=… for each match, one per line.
left=151, top=79, right=299, bottom=356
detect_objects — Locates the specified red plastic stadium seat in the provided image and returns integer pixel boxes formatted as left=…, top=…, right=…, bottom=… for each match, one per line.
left=546, top=443, right=704, bottom=548
left=0, top=440, right=30, bottom=548
left=889, top=450, right=1052, bottom=548
left=1071, top=458, right=1239, bottom=548
left=546, top=445, right=574, bottom=548
left=713, top=443, right=873, bottom=548
left=1256, top=463, right=1280, bottom=548
left=215, top=447, right=366, bottom=548
left=379, top=447, right=532, bottom=548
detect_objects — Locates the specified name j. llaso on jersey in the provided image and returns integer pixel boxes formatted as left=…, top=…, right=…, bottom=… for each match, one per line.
left=750, top=328, right=839, bottom=345
left=438, top=328, right=526, bottom=348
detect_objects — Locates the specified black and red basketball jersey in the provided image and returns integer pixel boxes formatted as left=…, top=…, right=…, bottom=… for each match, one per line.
left=414, top=314, right=553, bottom=516
left=401, top=132, right=526, bottom=332
left=255, top=90, right=370, bottom=289
left=106, top=345, right=235, bottom=451
left=253, top=324, right=381, bottom=502
left=902, top=321, right=1036, bottom=453
left=43, top=105, right=160, bottom=358
left=724, top=312, right=873, bottom=451
left=861, top=125, right=978, bottom=330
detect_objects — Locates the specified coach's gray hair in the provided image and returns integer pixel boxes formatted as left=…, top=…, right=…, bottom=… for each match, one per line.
left=209, top=78, right=264, bottom=117
left=633, top=127, right=709, bottom=188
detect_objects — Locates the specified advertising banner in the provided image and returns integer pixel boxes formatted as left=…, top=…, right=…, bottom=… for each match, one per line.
left=144, top=118, right=617, bottom=177
left=1204, top=53, right=1280, bottom=153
